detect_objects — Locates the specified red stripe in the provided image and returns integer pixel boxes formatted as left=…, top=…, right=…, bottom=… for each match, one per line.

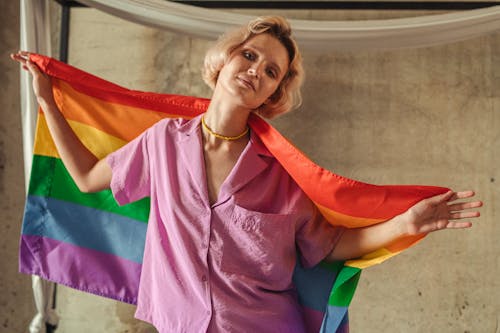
left=31, top=53, right=209, bottom=116
left=249, top=115, right=448, bottom=219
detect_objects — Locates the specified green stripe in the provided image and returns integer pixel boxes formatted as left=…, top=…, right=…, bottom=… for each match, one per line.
left=319, top=260, right=345, bottom=273
left=29, top=154, right=150, bottom=222
left=328, top=266, right=362, bottom=307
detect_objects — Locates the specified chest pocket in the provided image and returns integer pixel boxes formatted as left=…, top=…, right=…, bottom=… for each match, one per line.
left=220, top=204, right=296, bottom=285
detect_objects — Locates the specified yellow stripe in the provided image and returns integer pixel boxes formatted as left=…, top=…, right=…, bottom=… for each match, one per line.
left=33, top=113, right=58, bottom=158
left=34, top=113, right=127, bottom=159
left=315, top=201, right=384, bottom=228
left=343, top=233, right=426, bottom=269
left=345, top=247, right=398, bottom=269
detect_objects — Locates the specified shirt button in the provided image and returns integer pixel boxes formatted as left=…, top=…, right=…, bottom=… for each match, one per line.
left=201, top=275, right=207, bottom=282
left=206, top=310, right=211, bottom=315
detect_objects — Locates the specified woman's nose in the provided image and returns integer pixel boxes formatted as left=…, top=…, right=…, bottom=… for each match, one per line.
left=247, top=67, right=257, bottom=76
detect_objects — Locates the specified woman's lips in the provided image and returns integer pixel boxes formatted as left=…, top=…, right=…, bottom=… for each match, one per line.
left=237, top=76, right=255, bottom=91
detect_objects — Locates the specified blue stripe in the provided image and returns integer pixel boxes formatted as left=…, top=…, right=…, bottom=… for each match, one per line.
left=319, top=306, right=348, bottom=333
left=293, top=260, right=338, bottom=311
left=22, top=195, right=146, bottom=263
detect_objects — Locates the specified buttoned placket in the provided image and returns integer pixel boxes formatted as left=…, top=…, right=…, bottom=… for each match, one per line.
left=201, top=199, right=213, bottom=321
left=176, top=116, right=272, bottom=331
left=177, top=126, right=215, bottom=330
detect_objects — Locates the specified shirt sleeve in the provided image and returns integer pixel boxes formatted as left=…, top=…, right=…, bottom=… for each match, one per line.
left=295, top=201, right=345, bottom=268
left=106, top=129, right=151, bottom=206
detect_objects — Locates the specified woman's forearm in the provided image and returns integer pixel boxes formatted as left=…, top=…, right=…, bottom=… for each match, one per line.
left=41, top=99, right=111, bottom=193
left=326, top=214, right=408, bottom=262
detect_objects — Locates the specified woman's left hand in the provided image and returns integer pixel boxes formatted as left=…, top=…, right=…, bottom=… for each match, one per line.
left=327, top=190, right=482, bottom=261
left=403, top=190, right=482, bottom=235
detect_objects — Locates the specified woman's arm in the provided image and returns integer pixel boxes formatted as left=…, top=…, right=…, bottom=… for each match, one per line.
left=12, top=51, right=111, bottom=193
left=326, top=190, right=482, bottom=262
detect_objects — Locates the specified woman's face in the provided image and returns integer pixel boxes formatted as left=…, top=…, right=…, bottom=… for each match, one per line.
left=216, top=33, right=289, bottom=110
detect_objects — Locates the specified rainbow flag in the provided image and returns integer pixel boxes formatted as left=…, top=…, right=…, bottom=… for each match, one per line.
left=20, top=54, right=447, bottom=332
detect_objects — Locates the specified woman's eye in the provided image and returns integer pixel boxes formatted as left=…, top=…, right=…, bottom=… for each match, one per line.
left=266, top=69, right=277, bottom=78
left=243, top=51, right=254, bottom=60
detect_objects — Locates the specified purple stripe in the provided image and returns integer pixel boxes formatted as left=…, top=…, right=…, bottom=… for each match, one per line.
left=301, top=306, right=325, bottom=333
left=20, top=234, right=140, bottom=304
left=336, top=321, right=350, bottom=333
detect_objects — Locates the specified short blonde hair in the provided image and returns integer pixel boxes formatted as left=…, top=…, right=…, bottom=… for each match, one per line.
left=202, top=16, right=304, bottom=119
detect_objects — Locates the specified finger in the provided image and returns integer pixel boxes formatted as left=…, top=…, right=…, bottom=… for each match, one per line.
left=445, top=221, right=472, bottom=229
left=427, top=190, right=454, bottom=205
left=19, top=50, right=31, bottom=58
left=11, top=53, right=27, bottom=64
left=450, top=190, right=475, bottom=201
left=448, top=201, right=483, bottom=211
left=449, top=211, right=480, bottom=219
left=25, top=58, right=41, bottom=75
left=13, top=51, right=30, bottom=61
left=11, top=54, right=30, bottom=72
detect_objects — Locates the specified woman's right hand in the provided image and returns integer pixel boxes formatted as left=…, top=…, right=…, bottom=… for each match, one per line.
left=11, top=51, right=56, bottom=109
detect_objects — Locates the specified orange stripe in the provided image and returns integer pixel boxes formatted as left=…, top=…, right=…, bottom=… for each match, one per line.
left=52, top=79, right=183, bottom=141
left=345, top=234, right=426, bottom=269
left=386, top=234, right=426, bottom=253
left=315, top=202, right=383, bottom=228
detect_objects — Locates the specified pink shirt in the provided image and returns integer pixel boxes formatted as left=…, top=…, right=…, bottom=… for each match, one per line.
left=107, top=114, right=344, bottom=333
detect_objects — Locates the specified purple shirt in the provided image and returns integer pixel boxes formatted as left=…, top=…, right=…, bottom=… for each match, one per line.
left=107, top=114, right=344, bottom=333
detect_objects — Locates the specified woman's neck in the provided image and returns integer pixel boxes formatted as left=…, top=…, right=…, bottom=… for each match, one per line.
left=202, top=99, right=251, bottom=145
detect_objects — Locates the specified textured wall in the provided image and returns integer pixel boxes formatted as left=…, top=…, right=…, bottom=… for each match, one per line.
left=3, top=3, right=498, bottom=333
left=0, top=1, right=39, bottom=333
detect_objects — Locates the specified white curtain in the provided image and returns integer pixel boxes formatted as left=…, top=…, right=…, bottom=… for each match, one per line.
left=76, top=0, right=500, bottom=51
left=20, top=1, right=59, bottom=333
left=20, top=0, right=51, bottom=190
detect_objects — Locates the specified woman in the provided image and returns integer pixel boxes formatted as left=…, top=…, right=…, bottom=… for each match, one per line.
left=12, top=16, right=481, bottom=333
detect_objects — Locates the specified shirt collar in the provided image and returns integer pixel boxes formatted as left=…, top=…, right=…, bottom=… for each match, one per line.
left=177, top=113, right=274, bottom=159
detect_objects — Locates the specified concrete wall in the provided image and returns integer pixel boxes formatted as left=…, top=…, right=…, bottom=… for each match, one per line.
left=2, top=2, right=498, bottom=333
left=0, top=1, right=39, bottom=333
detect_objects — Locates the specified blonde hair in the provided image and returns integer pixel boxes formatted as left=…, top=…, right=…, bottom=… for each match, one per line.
left=202, top=16, right=304, bottom=119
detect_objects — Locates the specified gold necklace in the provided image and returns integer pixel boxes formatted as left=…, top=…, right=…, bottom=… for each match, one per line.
left=201, top=116, right=249, bottom=141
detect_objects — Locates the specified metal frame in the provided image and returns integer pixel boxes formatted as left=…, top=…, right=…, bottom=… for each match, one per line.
left=171, top=1, right=500, bottom=9
left=53, top=0, right=500, bottom=61
left=54, top=0, right=500, bottom=9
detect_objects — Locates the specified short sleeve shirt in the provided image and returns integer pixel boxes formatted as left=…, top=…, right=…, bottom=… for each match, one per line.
left=106, top=114, right=344, bottom=333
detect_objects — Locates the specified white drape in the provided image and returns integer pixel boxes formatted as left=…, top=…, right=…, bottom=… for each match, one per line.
left=28, top=277, right=58, bottom=333
left=76, top=0, right=500, bottom=51
left=20, top=1, right=58, bottom=333
left=20, top=0, right=51, bottom=190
